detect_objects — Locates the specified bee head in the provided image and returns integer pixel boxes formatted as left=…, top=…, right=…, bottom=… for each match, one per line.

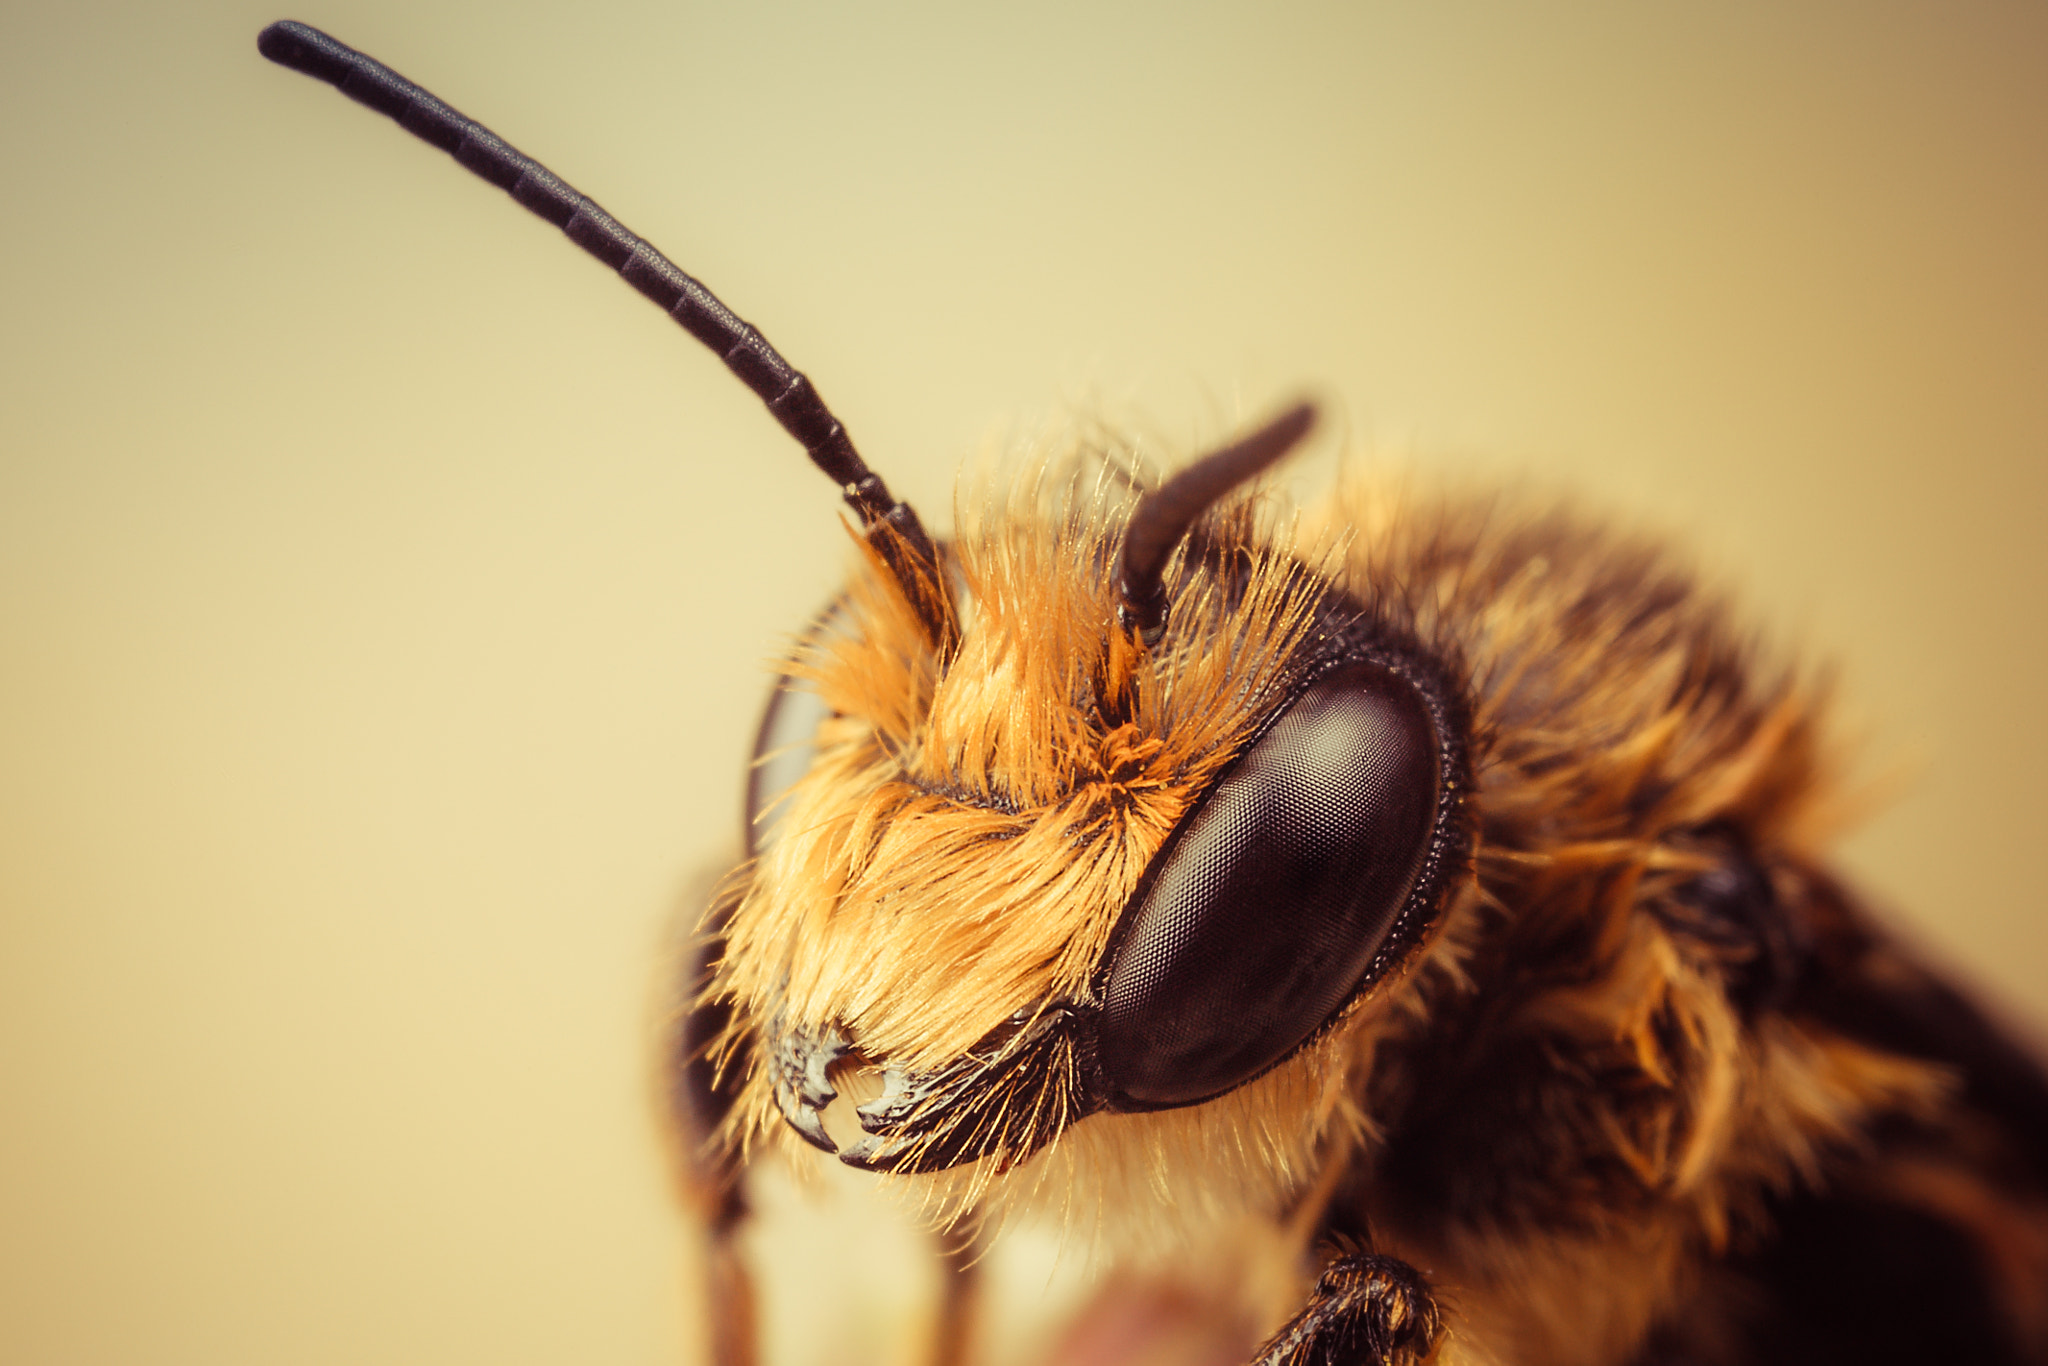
left=250, top=18, right=1471, bottom=1191
left=721, top=411, right=1472, bottom=1179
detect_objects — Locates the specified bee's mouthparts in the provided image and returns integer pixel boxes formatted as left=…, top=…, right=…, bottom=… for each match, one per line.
left=765, top=1007, right=1099, bottom=1174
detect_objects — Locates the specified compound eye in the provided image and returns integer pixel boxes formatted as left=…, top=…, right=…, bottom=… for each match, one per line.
left=744, top=603, right=848, bottom=858
left=1097, top=663, right=1441, bottom=1109
left=745, top=671, right=829, bottom=858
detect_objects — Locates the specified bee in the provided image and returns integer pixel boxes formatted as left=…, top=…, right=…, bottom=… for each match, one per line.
left=260, top=21, right=2048, bottom=1366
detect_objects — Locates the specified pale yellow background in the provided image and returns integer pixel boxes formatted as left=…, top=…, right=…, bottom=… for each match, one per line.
left=2, top=2, right=2044, bottom=1363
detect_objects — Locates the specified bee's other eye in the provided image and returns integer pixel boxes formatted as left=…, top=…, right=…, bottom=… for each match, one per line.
left=746, top=605, right=853, bottom=857
left=745, top=669, right=831, bottom=857
left=1095, top=663, right=1442, bottom=1109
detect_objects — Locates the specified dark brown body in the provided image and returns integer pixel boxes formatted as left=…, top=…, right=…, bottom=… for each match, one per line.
left=1344, top=855, right=2048, bottom=1366
left=678, top=471, right=2048, bottom=1366
left=1258, top=484, right=2048, bottom=1364
left=1642, top=892, right=2048, bottom=1365
left=249, top=21, right=2048, bottom=1366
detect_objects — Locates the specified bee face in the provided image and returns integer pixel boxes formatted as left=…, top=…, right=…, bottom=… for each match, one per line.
left=720, top=457, right=1473, bottom=1179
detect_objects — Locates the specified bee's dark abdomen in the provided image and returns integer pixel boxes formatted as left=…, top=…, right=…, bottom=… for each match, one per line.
left=1750, top=1192, right=2027, bottom=1365
left=1792, top=869, right=2048, bottom=1185
left=1636, top=1187, right=2036, bottom=1366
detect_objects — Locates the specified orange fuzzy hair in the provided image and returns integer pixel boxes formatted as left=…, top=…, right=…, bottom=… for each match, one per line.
left=718, top=466, right=1329, bottom=1067
left=695, top=435, right=2045, bottom=1363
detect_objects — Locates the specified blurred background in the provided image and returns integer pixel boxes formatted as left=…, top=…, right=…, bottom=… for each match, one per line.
left=2, top=2, right=2043, bottom=1363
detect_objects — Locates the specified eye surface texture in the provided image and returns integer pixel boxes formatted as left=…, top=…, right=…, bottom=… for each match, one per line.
left=1096, top=661, right=1442, bottom=1109
left=744, top=603, right=852, bottom=858
left=745, top=669, right=830, bottom=858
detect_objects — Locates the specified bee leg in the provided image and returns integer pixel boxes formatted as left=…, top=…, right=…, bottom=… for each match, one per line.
left=669, top=910, right=758, bottom=1366
left=698, top=1183, right=756, bottom=1366
left=928, top=1222, right=983, bottom=1366
left=1655, top=823, right=1809, bottom=1016
left=1251, top=1252, right=1442, bottom=1366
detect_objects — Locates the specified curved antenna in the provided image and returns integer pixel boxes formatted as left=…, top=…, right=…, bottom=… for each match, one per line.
left=257, top=20, right=948, bottom=639
left=1118, top=401, right=1317, bottom=634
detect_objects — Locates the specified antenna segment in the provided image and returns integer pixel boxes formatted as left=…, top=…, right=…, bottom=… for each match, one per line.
left=257, top=19, right=943, bottom=614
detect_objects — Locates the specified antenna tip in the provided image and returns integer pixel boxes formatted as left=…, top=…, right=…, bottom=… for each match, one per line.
left=258, top=21, right=345, bottom=80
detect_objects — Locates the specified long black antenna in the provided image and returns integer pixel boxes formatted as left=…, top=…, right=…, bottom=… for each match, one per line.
left=257, top=20, right=948, bottom=636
